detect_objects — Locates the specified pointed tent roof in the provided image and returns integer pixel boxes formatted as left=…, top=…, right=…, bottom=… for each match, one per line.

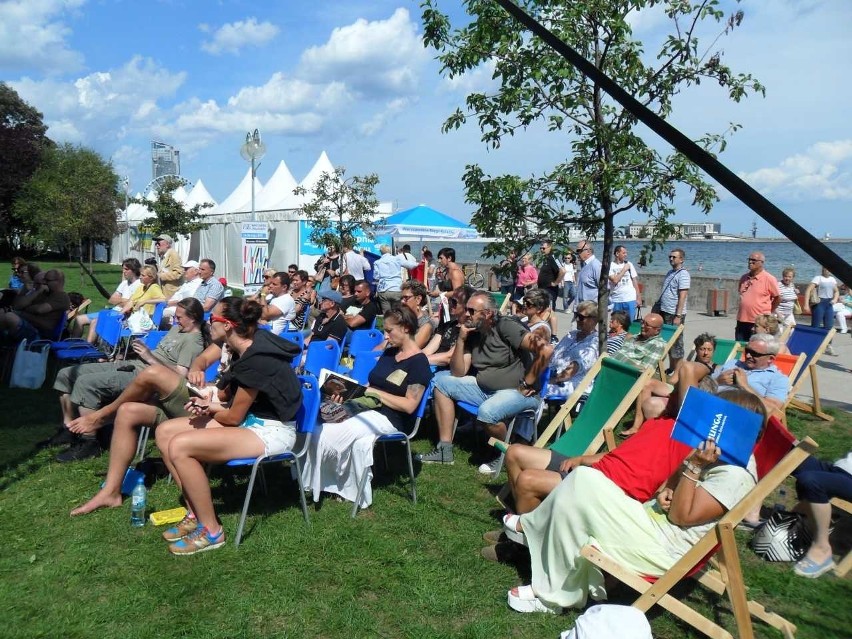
left=255, top=160, right=298, bottom=210
left=172, top=185, right=188, bottom=203
left=211, top=168, right=264, bottom=215
left=184, top=179, right=217, bottom=208
left=376, top=205, right=479, bottom=239
left=298, top=151, right=335, bottom=191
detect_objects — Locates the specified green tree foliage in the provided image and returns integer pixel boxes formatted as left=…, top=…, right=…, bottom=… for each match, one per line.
left=422, top=0, right=764, bottom=336
left=0, top=83, right=52, bottom=250
left=13, top=143, right=121, bottom=259
left=130, top=176, right=212, bottom=238
left=294, top=167, right=380, bottom=250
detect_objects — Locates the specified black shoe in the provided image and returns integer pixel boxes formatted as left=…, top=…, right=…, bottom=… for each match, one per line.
left=56, top=438, right=103, bottom=463
left=39, top=427, right=77, bottom=448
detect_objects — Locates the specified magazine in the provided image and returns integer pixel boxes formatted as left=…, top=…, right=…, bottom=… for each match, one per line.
left=318, top=368, right=367, bottom=402
left=671, top=387, right=764, bottom=467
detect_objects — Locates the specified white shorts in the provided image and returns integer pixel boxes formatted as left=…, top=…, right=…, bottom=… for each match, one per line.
left=241, top=414, right=297, bottom=457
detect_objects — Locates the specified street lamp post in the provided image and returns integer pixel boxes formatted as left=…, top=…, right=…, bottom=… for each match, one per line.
left=122, top=176, right=130, bottom=257
left=240, top=129, right=266, bottom=222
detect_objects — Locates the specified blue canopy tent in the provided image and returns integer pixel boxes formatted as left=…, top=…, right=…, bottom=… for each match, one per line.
left=375, top=205, right=480, bottom=240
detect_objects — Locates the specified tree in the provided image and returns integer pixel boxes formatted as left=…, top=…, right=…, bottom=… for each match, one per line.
left=13, top=143, right=121, bottom=261
left=0, top=83, right=51, bottom=251
left=130, top=176, right=212, bottom=238
left=422, top=0, right=763, bottom=341
left=294, top=167, right=380, bottom=250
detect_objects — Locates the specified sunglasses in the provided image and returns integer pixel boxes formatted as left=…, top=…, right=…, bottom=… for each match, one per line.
left=465, top=306, right=484, bottom=315
left=449, top=297, right=459, bottom=308
left=523, top=301, right=536, bottom=308
left=209, top=314, right=237, bottom=327
left=744, top=347, right=772, bottom=358
left=747, top=258, right=764, bottom=263
left=668, top=255, right=678, bottom=260
left=400, top=294, right=414, bottom=302
left=263, top=275, right=272, bottom=280
left=574, top=313, right=593, bottom=320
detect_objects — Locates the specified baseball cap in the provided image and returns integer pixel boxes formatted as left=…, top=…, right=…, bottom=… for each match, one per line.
left=182, top=260, right=199, bottom=269
left=318, top=290, right=343, bottom=305
left=153, top=234, right=173, bottom=244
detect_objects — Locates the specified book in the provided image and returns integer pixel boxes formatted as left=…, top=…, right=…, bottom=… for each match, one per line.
left=318, top=368, right=367, bottom=402
left=671, top=387, right=764, bottom=467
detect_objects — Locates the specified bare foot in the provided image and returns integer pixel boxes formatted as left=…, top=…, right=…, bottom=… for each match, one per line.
left=70, top=491, right=123, bottom=516
left=67, top=413, right=104, bottom=435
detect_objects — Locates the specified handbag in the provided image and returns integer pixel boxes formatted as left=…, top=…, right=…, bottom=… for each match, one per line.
left=809, top=287, right=820, bottom=305
left=9, top=339, right=50, bottom=389
left=127, top=308, right=154, bottom=333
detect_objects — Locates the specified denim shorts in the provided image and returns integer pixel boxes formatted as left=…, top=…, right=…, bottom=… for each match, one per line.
left=242, top=414, right=297, bottom=457
left=433, top=371, right=541, bottom=425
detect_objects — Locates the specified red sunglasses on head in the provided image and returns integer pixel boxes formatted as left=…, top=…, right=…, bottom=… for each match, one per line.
left=209, top=314, right=237, bottom=327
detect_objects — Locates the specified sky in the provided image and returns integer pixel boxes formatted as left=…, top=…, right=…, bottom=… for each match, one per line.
left=3, top=0, right=851, bottom=238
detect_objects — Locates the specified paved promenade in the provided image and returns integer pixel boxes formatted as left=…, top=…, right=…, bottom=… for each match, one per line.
left=553, top=310, right=852, bottom=414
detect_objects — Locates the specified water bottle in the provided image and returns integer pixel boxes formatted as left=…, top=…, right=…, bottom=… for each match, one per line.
left=130, top=476, right=147, bottom=527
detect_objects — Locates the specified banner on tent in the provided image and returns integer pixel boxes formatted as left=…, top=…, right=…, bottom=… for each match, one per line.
left=298, top=221, right=389, bottom=255
left=242, top=222, right=269, bottom=296
left=373, top=223, right=480, bottom=239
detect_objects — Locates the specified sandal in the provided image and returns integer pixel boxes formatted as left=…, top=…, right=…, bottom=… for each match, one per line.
left=502, top=513, right=527, bottom=546
left=507, top=585, right=561, bottom=614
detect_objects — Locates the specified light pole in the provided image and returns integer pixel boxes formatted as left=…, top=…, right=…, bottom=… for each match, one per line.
left=122, top=175, right=130, bottom=257
left=240, top=129, right=266, bottom=222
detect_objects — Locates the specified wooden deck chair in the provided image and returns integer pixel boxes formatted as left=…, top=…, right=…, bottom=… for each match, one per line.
left=494, top=292, right=512, bottom=315
left=495, top=356, right=653, bottom=505
left=829, top=497, right=852, bottom=577
left=785, top=325, right=836, bottom=422
left=535, top=356, right=654, bottom=455
left=581, top=418, right=818, bottom=639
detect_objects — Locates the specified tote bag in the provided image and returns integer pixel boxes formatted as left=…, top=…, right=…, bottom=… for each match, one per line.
left=9, top=339, right=50, bottom=389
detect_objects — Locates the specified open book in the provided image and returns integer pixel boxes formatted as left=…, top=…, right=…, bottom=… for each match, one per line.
left=671, top=387, right=763, bottom=467
left=318, top=368, right=367, bottom=402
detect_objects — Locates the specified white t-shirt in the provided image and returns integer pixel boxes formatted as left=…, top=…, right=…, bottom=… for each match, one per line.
left=269, top=293, right=296, bottom=334
left=562, top=262, right=575, bottom=284
left=810, top=275, right=837, bottom=300
left=608, top=261, right=638, bottom=303
left=112, top=279, right=142, bottom=310
left=342, top=251, right=371, bottom=280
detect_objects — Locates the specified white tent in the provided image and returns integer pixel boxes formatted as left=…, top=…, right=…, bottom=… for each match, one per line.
left=184, top=179, right=217, bottom=208
left=211, top=168, right=264, bottom=216
left=254, top=160, right=298, bottom=211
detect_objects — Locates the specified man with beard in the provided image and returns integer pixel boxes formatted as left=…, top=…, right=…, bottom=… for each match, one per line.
left=417, top=291, right=553, bottom=467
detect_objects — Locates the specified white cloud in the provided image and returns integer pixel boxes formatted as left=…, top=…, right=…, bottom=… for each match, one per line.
left=360, top=98, right=411, bottom=136
left=738, top=140, right=852, bottom=200
left=440, top=59, right=498, bottom=95
left=11, top=56, right=186, bottom=142
left=300, top=7, right=428, bottom=95
left=0, top=0, right=86, bottom=73
left=200, top=17, right=279, bottom=55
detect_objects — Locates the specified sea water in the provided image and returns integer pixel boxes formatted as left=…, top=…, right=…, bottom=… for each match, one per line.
left=405, top=240, right=852, bottom=280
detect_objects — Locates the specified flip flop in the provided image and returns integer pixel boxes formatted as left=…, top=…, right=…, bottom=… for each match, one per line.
left=507, top=585, right=561, bottom=614
left=502, top=513, right=527, bottom=546
left=793, top=555, right=835, bottom=579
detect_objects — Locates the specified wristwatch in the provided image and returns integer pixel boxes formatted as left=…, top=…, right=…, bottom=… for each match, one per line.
left=519, top=378, right=534, bottom=389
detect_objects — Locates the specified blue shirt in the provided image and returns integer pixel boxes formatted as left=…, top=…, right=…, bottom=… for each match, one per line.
left=657, top=267, right=691, bottom=314
left=576, top=256, right=601, bottom=303
left=193, top=277, right=225, bottom=307
left=372, top=254, right=418, bottom=292
left=713, top=360, right=789, bottom=402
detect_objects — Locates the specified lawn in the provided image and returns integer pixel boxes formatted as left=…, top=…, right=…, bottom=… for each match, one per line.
left=1, top=260, right=850, bottom=638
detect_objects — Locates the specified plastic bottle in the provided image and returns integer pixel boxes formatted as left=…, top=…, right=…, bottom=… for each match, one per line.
left=130, top=476, right=147, bottom=527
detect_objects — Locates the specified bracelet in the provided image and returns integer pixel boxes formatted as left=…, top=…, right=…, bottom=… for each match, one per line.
left=519, top=379, right=534, bottom=389
left=681, top=472, right=700, bottom=483
left=682, top=460, right=702, bottom=475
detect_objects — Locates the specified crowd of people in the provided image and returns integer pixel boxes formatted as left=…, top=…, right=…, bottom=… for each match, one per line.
left=6, top=238, right=848, bottom=593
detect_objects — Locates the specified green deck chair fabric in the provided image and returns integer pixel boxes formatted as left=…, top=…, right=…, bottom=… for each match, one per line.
left=711, top=338, right=740, bottom=365
left=545, top=358, right=649, bottom=458
left=628, top=323, right=679, bottom=342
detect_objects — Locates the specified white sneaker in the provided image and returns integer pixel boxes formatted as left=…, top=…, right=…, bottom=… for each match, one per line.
left=478, top=458, right=502, bottom=475
left=826, top=345, right=836, bottom=356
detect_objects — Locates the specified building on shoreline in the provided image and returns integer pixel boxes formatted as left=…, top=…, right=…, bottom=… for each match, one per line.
left=624, top=220, right=722, bottom=239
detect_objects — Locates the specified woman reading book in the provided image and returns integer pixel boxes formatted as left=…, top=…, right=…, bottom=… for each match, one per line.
left=302, top=305, right=432, bottom=508
left=502, top=388, right=766, bottom=614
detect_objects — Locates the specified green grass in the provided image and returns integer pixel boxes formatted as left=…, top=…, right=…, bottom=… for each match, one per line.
left=1, top=389, right=850, bottom=639
left=1, top=264, right=850, bottom=637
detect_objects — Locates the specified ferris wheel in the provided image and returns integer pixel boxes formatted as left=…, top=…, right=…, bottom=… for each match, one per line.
left=142, top=174, right=189, bottom=197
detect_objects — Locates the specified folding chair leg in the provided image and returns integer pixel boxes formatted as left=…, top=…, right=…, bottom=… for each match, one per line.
left=234, top=462, right=262, bottom=548
left=404, top=439, right=417, bottom=504
left=491, top=418, right=516, bottom=478
left=135, top=426, right=150, bottom=463
left=717, top=524, right=755, bottom=639
left=351, top=469, right=370, bottom=518
left=292, top=459, right=310, bottom=525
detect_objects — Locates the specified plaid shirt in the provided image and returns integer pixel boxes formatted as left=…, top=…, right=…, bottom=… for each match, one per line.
left=611, top=334, right=666, bottom=370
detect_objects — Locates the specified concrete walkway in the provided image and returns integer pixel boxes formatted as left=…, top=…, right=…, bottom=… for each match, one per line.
left=553, top=310, right=852, bottom=414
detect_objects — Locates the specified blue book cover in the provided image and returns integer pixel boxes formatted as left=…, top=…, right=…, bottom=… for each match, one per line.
left=671, top=388, right=763, bottom=467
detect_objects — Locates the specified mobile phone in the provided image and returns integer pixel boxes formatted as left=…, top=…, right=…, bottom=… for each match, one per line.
left=186, top=383, right=206, bottom=398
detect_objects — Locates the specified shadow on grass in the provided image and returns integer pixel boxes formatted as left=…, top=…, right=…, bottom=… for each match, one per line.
left=0, top=388, right=62, bottom=491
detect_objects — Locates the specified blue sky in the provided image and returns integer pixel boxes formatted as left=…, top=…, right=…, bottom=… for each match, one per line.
left=3, top=0, right=851, bottom=238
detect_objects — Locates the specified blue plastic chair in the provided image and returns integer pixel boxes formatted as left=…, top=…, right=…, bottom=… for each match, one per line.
left=344, top=350, right=382, bottom=385
left=347, top=328, right=384, bottom=354
left=204, top=359, right=221, bottom=383
left=351, top=381, right=433, bottom=517
left=225, top=374, right=321, bottom=546
left=141, top=330, right=168, bottom=350
left=50, top=310, right=124, bottom=362
left=785, top=325, right=836, bottom=421
left=303, top=339, right=342, bottom=379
